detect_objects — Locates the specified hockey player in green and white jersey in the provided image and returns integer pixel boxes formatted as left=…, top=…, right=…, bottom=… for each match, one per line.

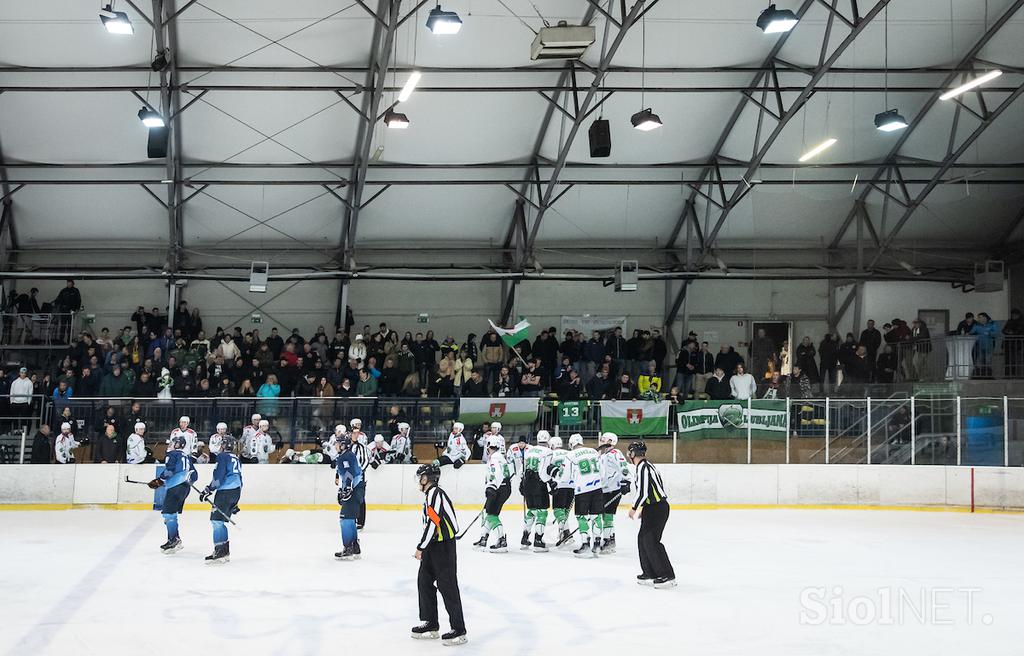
left=472, top=436, right=512, bottom=554
left=557, top=434, right=603, bottom=558
left=546, top=435, right=574, bottom=548
left=596, top=431, right=632, bottom=553
left=519, top=430, right=554, bottom=552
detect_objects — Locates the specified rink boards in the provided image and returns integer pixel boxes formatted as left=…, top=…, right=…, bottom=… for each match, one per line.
left=2, top=463, right=1024, bottom=511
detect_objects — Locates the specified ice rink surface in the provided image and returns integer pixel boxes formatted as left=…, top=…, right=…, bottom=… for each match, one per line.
left=1, top=507, right=1022, bottom=656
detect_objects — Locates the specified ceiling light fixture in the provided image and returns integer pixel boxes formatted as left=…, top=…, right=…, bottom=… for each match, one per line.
left=397, top=71, right=422, bottom=103
left=383, top=108, right=410, bottom=129
left=138, top=107, right=165, bottom=128
left=99, top=4, right=134, bottom=34
left=630, top=108, right=662, bottom=131
left=630, top=16, right=662, bottom=132
left=151, top=49, right=170, bottom=72
left=798, top=137, right=837, bottom=162
left=756, top=4, right=799, bottom=34
left=426, top=5, right=462, bottom=34
left=874, top=109, right=908, bottom=132
left=940, top=70, right=1003, bottom=101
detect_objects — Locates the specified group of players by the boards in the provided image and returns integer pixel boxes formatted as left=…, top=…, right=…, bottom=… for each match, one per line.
left=133, top=416, right=675, bottom=647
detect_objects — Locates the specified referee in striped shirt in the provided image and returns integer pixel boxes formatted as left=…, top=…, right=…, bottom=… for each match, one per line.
left=411, top=464, right=467, bottom=646
left=627, top=441, right=676, bottom=588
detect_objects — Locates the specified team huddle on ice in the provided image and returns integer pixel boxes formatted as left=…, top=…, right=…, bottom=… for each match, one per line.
left=435, top=420, right=633, bottom=558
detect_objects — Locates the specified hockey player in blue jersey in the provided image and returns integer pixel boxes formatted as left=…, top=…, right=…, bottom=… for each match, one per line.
left=334, top=436, right=365, bottom=560
left=148, top=434, right=198, bottom=554
left=199, top=434, right=242, bottom=564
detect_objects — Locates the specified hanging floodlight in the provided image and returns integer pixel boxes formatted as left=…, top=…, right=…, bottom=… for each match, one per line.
left=940, top=70, right=1003, bottom=101
left=138, top=107, right=165, bottom=128
left=798, top=137, right=837, bottom=162
left=99, top=4, right=134, bottom=34
left=383, top=108, right=410, bottom=129
left=756, top=4, right=799, bottom=34
left=874, top=109, right=908, bottom=132
left=397, top=71, right=422, bottom=103
left=426, top=5, right=462, bottom=34
left=630, top=108, right=662, bottom=131
left=151, top=49, right=170, bottom=72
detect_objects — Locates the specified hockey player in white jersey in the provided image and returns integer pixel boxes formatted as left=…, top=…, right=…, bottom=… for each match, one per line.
left=520, top=430, right=554, bottom=552
left=323, top=424, right=346, bottom=465
left=473, top=436, right=512, bottom=553
left=126, top=422, right=148, bottom=464
left=208, top=422, right=229, bottom=456
left=389, top=422, right=412, bottom=463
left=488, top=422, right=506, bottom=454
left=168, top=416, right=198, bottom=456
left=507, top=434, right=528, bottom=483
left=370, top=434, right=390, bottom=466
left=349, top=418, right=366, bottom=445
left=55, top=422, right=81, bottom=463
left=254, top=419, right=275, bottom=463
left=241, top=414, right=261, bottom=455
left=596, top=431, right=632, bottom=553
left=546, top=435, right=574, bottom=548
left=435, top=421, right=470, bottom=468
left=558, top=433, right=603, bottom=558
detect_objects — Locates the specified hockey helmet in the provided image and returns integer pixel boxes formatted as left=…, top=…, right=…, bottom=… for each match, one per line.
left=259, top=419, right=270, bottom=430
left=216, top=422, right=228, bottom=433
left=61, top=422, right=72, bottom=432
left=134, top=421, right=146, bottom=434
left=170, top=434, right=187, bottom=450
left=178, top=416, right=190, bottom=426
left=350, top=418, right=362, bottom=428
left=490, top=421, right=502, bottom=432
left=599, top=431, right=618, bottom=446
left=627, top=441, right=648, bottom=458
left=335, top=423, right=347, bottom=435
left=221, top=435, right=236, bottom=453
left=569, top=433, right=584, bottom=448
left=452, top=421, right=464, bottom=433
left=398, top=422, right=411, bottom=433
left=251, top=413, right=261, bottom=423
left=486, top=435, right=503, bottom=451
left=547, top=436, right=563, bottom=449
left=374, top=434, right=385, bottom=443
left=415, top=463, right=442, bottom=485
left=536, top=429, right=551, bottom=444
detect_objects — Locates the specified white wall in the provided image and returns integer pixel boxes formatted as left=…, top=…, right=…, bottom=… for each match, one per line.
left=4, top=464, right=1023, bottom=509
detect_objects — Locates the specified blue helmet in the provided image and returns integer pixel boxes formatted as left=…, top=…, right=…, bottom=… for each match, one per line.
left=220, top=435, right=236, bottom=453
left=170, top=435, right=187, bottom=450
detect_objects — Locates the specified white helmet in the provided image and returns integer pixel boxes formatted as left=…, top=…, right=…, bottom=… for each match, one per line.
left=259, top=419, right=270, bottom=430
left=196, top=440, right=205, bottom=450
left=486, top=435, right=503, bottom=451
left=350, top=418, right=362, bottom=428
left=536, top=429, right=550, bottom=444
left=398, top=422, right=410, bottom=433
left=490, top=421, right=502, bottom=432
left=452, top=421, right=464, bottom=433
left=335, top=424, right=347, bottom=435
left=547, top=436, right=563, bottom=449
left=569, top=433, right=584, bottom=448
left=284, top=448, right=296, bottom=459
left=216, top=422, right=227, bottom=433
left=134, top=421, right=146, bottom=433
left=251, top=413, right=261, bottom=423
left=61, top=422, right=71, bottom=432
left=600, top=431, right=618, bottom=446
left=374, top=434, right=384, bottom=443
left=179, top=416, right=190, bottom=426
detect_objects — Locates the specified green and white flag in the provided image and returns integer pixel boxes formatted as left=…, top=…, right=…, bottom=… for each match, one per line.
left=676, top=400, right=787, bottom=440
left=459, top=397, right=540, bottom=426
left=488, top=318, right=530, bottom=348
left=599, top=400, right=670, bottom=436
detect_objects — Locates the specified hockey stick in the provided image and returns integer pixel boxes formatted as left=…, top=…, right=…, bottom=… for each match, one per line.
left=554, top=493, right=622, bottom=547
left=191, top=484, right=239, bottom=527
left=455, top=507, right=485, bottom=540
left=125, top=476, right=152, bottom=485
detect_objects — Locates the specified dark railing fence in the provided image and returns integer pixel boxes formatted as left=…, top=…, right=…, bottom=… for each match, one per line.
left=892, top=334, right=1024, bottom=383
left=0, top=312, right=77, bottom=346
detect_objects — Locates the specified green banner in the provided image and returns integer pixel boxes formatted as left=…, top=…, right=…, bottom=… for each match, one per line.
left=677, top=400, right=787, bottom=441
left=557, top=401, right=586, bottom=426
left=458, top=397, right=540, bottom=426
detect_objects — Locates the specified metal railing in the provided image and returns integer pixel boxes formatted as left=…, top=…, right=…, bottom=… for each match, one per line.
left=0, top=312, right=77, bottom=346
left=892, top=334, right=1024, bottom=382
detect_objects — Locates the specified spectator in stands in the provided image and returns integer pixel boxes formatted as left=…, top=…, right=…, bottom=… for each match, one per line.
left=494, top=365, right=516, bottom=397
left=53, top=279, right=82, bottom=314
left=859, top=320, right=882, bottom=361
left=730, top=363, right=757, bottom=401
left=77, top=366, right=99, bottom=397
left=651, top=329, right=667, bottom=375
left=955, top=312, right=976, bottom=335
left=237, top=378, right=255, bottom=397
left=14, top=287, right=40, bottom=342
left=559, top=368, right=583, bottom=400
left=781, top=365, right=812, bottom=398
left=173, top=368, right=195, bottom=397
left=612, top=373, right=638, bottom=400
left=750, top=328, right=774, bottom=381
left=31, top=424, right=52, bottom=464
left=1002, top=308, right=1024, bottom=377
left=99, top=365, right=131, bottom=397
left=580, top=330, right=603, bottom=384
left=909, top=319, right=931, bottom=381
left=625, top=329, right=643, bottom=381
left=845, top=345, right=872, bottom=385
left=875, top=344, right=897, bottom=384
left=452, top=348, right=473, bottom=396
left=429, top=365, right=454, bottom=398
left=673, top=342, right=697, bottom=400
left=379, top=357, right=402, bottom=396
left=637, top=361, right=663, bottom=398
left=10, top=366, right=34, bottom=421
left=705, top=367, right=731, bottom=400
left=519, top=361, right=543, bottom=397
left=605, top=327, right=627, bottom=378
left=462, top=369, right=487, bottom=397
left=692, top=342, right=715, bottom=400
left=94, top=424, right=120, bottom=463
left=838, top=332, right=858, bottom=378
left=257, top=374, right=281, bottom=416
left=348, top=333, right=367, bottom=368
left=480, top=332, right=504, bottom=392
left=714, top=345, right=743, bottom=382
left=586, top=368, right=610, bottom=400
left=970, top=312, right=998, bottom=378
left=795, top=337, right=819, bottom=385
left=52, top=379, right=73, bottom=411
left=818, top=333, right=839, bottom=391
left=412, top=332, right=434, bottom=390
left=357, top=368, right=379, bottom=397
left=157, top=367, right=173, bottom=399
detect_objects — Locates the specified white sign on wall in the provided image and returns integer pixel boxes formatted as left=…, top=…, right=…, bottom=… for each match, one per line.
left=560, top=315, right=628, bottom=336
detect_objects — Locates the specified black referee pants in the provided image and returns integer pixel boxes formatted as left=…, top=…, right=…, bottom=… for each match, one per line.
left=418, top=539, right=466, bottom=632
left=638, top=500, right=674, bottom=580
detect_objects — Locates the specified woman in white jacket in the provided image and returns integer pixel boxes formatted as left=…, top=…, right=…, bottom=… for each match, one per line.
left=348, top=334, right=367, bottom=367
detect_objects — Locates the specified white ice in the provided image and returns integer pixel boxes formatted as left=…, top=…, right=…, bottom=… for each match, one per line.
left=1, top=508, right=1022, bottom=656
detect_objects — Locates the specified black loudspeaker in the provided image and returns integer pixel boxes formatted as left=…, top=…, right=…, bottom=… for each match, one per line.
left=588, top=119, right=611, bottom=158
left=147, top=126, right=169, bottom=159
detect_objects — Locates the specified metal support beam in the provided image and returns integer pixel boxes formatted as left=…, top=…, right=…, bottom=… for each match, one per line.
left=828, top=0, right=1024, bottom=248
left=152, top=0, right=184, bottom=272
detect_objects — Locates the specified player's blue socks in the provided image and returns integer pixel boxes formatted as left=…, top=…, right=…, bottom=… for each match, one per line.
left=341, top=518, right=357, bottom=546
left=212, top=520, right=228, bottom=545
left=162, top=513, right=179, bottom=540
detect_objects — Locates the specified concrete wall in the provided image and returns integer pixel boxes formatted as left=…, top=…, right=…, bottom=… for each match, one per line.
left=3, top=464, right=1023, bottom=510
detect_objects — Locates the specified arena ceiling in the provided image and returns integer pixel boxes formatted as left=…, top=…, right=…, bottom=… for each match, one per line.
left=0, top=0, right=1023, bottom=284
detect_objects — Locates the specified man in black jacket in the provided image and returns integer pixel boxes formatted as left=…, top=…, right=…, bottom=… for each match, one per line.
left=586, top=369, right=610, bottom=400
left=704, top=368, right=732, bottom=400
left=412, top=333, right=435, bottom=389
left=604, top=327, right=627, bottom=378
left=714, top=346, right=743, bottom=382
left=651, top=329, right=668, bottom=374
left=31, top=424, right=52, bottom=463
left=461, top=370, right=488, bottom=397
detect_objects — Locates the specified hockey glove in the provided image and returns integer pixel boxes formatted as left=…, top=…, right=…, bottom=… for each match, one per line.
left=338, top=486, right=353, bottom=503
left=199, top=487, right=213, bottom=503
left=485, top=486, right=496, bottom=501
left=453, top=459, right=464, bottom=469
left=147, top=478, right=164, bottom=489
left=620, top=482, right=632, bottom=495
left=548, top=480, right=557, bottom=494
left=371, top=461, right=380, bottom=470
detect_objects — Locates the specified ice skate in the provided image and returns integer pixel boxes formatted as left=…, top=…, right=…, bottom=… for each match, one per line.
left=520, top=530, right=531, bottom=550
left=335, top=543, right=357, bottom=560
left=471, top=536, right=488, bottom=551
left=600, top=537, right=616, bottom=554
left=410, top=622, right=439, bottom=639
left=573, top=539, right=596, bottom=558
left=637, top=574, right=656, bottom=586
left=533, top=535, right=548, bottom=553
left=441, top=629, right=468, bottom=646
left=557, top=529, right=573, bottom=549
left=488, top=536, right=507, bottom=553
left=204, top=542, right=230, bottom=564
left=159, top=537, right=182, bottom=554
left=653, top=577, right=677, bottom=589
